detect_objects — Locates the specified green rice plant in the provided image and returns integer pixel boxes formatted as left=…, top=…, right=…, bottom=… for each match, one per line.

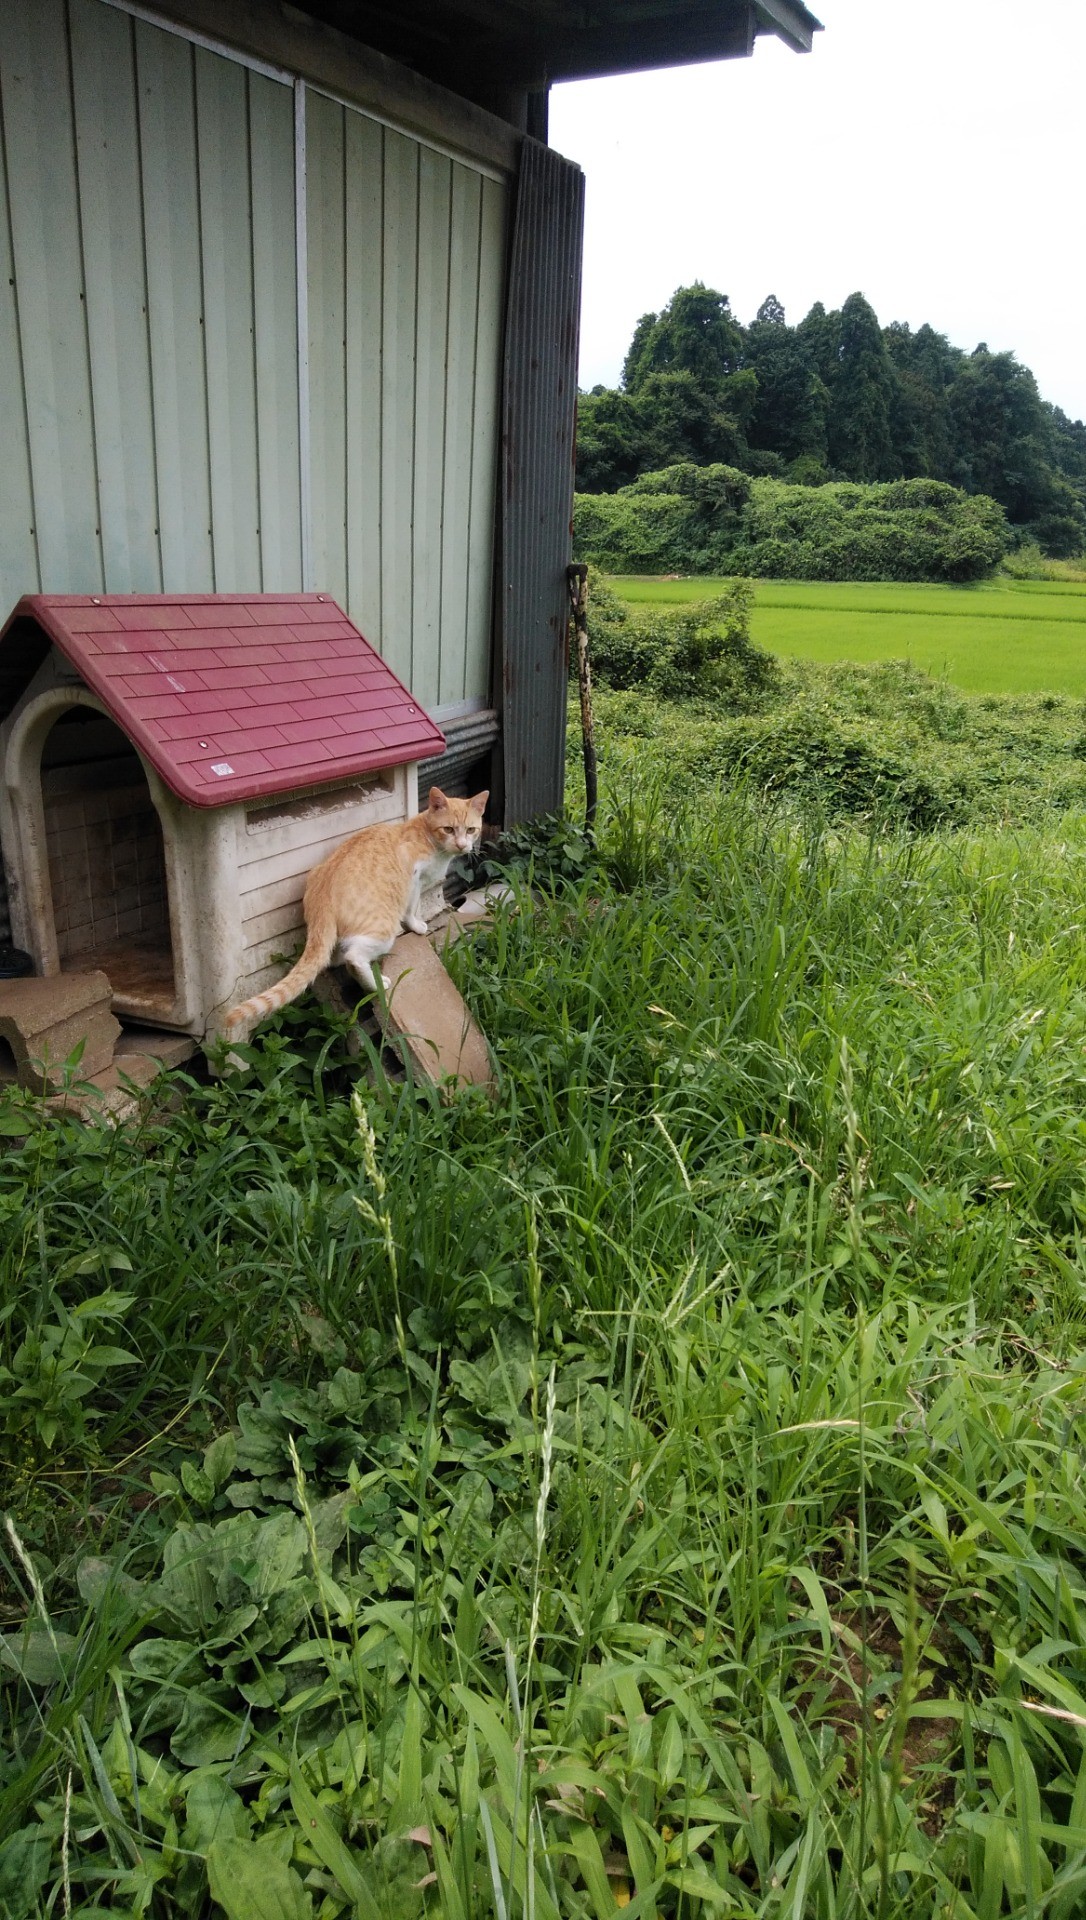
left=613, top=573, right=1086, bottom=698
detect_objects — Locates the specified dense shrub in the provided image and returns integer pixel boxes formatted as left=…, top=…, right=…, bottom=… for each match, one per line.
left=1001, top=538, right=1051, bottom=579
left=1000, top=538, right=1086, bottom=581
left=575, top=653, right=1086, bottom=832
left=711, top=712, right=959, bottom=828
left=578, top=574, right=955, bottom=826
left=574, top=464, right=1010, bottom=582
left=582, top=569, right=779, bottom=708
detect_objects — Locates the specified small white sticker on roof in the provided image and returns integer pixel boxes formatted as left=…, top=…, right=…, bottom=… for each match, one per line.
left=210, top=762, right=234, bottom=776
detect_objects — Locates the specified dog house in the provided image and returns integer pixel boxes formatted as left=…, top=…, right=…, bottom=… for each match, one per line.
left=0, top=592, right=444, bottom=1040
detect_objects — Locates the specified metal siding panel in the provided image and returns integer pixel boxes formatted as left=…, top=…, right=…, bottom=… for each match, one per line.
left=134, top=19, right=214, bottom=590
left=309, top=102, right=505, bottom=714
left=70, top=0, right=162, bottom=593
left=249, top=69, right=303, bottom=591
left=0, top=47, right=40, bottom=603
left=499, top=140, right=584, bottom=822
left=194, top=46, right=261, bottom=587
left=411, top=145, right=451, bottom=709
left=380, top=127, right=418, bottom=686
left=438, top=164, right=481, bottom=706
left=2, top=6, right=300, bottom=604
left=0, top=0, right=503, bottom=750
left=343, top=107, right=383, bottom=641
left=0, top=0, right=103, bottom=592
left=306, top=90, right=348, bottom=606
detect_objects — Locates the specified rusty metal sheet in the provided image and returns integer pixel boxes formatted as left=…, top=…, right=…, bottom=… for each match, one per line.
left=497, top=138, right=584, bottom=824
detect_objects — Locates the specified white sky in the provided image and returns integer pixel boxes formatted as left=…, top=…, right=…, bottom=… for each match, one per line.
left=549, top=0, right=1086, bottom=425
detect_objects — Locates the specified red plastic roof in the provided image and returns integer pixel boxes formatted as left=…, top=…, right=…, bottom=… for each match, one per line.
left=1, top=593, right=446, bottom=808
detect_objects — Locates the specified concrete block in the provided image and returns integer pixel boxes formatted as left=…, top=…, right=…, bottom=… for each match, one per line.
left=0, top=972, right=121, bottom=1091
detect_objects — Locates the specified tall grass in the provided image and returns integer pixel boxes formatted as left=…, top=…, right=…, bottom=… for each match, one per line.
left=4, top=784, right=1086, bottom=1914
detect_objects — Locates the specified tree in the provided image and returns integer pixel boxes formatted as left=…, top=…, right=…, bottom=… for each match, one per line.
left=745, top=307, right=828, bottom=471
left=575, top=385, right=645, bottom=492
left=755, top=292, right=787, bottom=328
left=634, top=368, right=754, bottom=470
left=796, top=301, right=841, bottom=392
left=948, top=349, right=1086, bottom=551
left=826, top=292, right=897, bottom=481
left=581, top=284, right=759, bottom=489
left=622, top=283, right=745, bottom=393
left=1048, top=405, right=1086, bottom=489
left=884, top=322, right=960, bottom=481
left=621, top=310, right=658, bottom=392
left=577, top=282, right=1086, bottom=555
left=576, top=367, right=756, bottom=493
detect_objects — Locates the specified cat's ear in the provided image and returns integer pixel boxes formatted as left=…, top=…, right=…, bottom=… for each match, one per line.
left=427, top=786, right=448, bottom=811
left=470, top=790, right=489, bottom=814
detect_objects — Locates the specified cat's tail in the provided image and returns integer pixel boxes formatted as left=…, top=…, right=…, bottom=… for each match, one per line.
left=222, top=918, right=336, bottom=1035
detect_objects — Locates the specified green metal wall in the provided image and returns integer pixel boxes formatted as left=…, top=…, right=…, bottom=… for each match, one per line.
left=0, top=0, right=508, bottom=709
left=305, top=92, right=506, bottom=704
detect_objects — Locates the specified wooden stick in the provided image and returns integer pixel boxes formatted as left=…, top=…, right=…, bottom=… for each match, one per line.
left=566, top=563, right=597, bottom=839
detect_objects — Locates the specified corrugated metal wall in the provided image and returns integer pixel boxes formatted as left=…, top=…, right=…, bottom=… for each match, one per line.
left=0, top=0, right=507, bottom=714
left=498, top=138, right=584, bottom=823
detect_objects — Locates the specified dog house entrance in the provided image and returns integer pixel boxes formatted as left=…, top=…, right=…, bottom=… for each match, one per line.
left=41, top=709, right=176, bottom=1020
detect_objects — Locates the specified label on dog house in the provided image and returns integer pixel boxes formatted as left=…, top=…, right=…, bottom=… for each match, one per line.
left=0, top=593, right=444, bottom=1037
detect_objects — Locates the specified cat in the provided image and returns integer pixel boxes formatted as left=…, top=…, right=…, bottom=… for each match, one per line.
left=223, top=786, right=488, bottom=1036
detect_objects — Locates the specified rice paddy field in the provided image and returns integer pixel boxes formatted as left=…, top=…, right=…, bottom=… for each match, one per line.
left=615, top=577, right=1086, bottom=697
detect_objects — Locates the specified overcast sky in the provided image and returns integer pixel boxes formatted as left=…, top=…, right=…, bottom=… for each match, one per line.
left=549, top=0, right=1086, bottom=424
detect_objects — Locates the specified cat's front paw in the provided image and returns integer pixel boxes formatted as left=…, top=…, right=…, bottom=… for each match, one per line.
left=380, top=971, right=392, bottom=991
left=404, top=914, right=428, bottom=936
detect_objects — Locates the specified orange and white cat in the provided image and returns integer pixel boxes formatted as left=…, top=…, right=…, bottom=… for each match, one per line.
left=223, top=786, right=488, bottom=1035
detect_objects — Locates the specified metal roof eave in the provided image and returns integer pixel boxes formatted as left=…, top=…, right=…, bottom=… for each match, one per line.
left=459, top=1, right=825, bottom=89
left=263, top=1, right=823, bottom=95
left=754, top=0, right=823, bottom=54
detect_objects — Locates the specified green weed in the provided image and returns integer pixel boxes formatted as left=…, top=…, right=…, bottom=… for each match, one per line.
left=5, top=783, right=1086, bottom=1913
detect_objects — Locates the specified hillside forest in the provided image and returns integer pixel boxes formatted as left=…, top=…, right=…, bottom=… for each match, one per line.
left=576, top=284, right=1086, bottom=559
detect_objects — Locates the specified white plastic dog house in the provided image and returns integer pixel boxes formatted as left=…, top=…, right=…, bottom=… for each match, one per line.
left=0, top=593, right=444, bottom=1039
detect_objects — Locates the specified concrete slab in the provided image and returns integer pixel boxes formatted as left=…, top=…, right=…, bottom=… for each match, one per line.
left=45, top=1028, right=197, bottom=1123
left=114, top=1029, right=197, bottom=1071
left=427, top=908, right=489, bottom=952
left=428, top=883, right=518, bottom=951
left=0, top=970, right=114, bottom=1037
left=0, top=971, right=121, bottom=1091
left=378, top=933, right=493, bottom=1091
